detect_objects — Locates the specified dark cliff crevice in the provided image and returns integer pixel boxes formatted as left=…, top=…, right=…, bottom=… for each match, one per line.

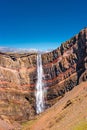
left=0, top=28, right=87, bottom=122
left=42, top=28, right=87, bottom=107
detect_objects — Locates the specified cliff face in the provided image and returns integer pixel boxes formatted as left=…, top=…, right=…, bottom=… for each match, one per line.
left=0, top=53, right=37, bottom=122
left=42, top=28, right=87, bottom=107
left=0, top=28, right=87, bottom=123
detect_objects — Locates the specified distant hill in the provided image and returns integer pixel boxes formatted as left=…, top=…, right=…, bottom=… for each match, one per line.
left=0, top=47, right=38, bottom=53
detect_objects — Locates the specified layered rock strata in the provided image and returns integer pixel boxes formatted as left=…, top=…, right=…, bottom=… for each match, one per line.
left=0, top=28, right=87, bottom=123
left=0, top=53, right=37, bottom=122
left=42, top=28, right=87, bottom=107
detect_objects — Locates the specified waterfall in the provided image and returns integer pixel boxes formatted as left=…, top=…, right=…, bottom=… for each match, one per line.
left=35, top=53, right=45, bottom=114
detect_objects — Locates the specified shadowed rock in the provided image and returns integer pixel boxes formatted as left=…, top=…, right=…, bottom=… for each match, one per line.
left=0, top=28, right=87, bottom=124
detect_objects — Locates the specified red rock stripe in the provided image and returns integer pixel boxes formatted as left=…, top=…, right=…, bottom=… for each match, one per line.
left=43, top=47, right=73, bottom=67
left=0, top=64, right=76, bottom=89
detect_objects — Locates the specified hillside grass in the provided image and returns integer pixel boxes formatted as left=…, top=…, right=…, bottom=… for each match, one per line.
left=22, top=119, right=37, bottom=130
left=72, top=120, right=87, bottom=130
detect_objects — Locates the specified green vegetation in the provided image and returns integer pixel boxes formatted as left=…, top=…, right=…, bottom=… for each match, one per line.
left=73, top=120, right=87, bottom=130
left=22, top=119, right=37, bottom=130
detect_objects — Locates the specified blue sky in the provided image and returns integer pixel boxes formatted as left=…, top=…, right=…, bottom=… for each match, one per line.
left=0, top=0, right=87, bottom=50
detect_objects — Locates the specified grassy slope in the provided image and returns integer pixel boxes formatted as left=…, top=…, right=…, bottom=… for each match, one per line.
left=22, top=81, right=87, bottom=130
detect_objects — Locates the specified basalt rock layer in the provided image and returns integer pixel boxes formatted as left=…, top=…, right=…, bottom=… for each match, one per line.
left=42, top=28, right=87, bottom=107
left=0, top=28, right=87, bottom=124
left=0, top=52, right=37, bottom=123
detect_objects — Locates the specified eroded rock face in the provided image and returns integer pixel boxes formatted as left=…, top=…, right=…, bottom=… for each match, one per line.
left=42, top=28, right=87, bottom=107
left=0, top=28, right=87, bottom=123
left=0, top=53, right=37, bottom=122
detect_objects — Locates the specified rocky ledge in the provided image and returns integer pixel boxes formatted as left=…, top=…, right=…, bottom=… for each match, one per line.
left=0, top=28, right=87, bottom=124
left=42, top=28, right=87, bottom=107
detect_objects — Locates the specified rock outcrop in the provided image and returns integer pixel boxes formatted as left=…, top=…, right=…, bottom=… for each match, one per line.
left=42, top=28, right=87, bottom=107
left=0, top=28, right=87, bottom=124
left=0, top=53, right=37, bottom=123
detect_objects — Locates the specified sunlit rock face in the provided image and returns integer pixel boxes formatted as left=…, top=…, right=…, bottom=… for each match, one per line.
left=42, top=28, right=87, bottom=107
left=0, top=52, right=37, bottom=121
left=0, top=28, right=87, bottom=122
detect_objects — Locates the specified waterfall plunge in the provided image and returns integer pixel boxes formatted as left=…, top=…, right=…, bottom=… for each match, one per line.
left=36, top=53, right=45, bottom=114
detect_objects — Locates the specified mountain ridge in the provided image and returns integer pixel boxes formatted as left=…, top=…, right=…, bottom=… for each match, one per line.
left=0, top=27, right=87, bottom=129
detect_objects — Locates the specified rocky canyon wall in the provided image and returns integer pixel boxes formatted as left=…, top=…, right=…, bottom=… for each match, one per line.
left=0, top=28, right=87, bottom=122
left=42, top=28, right=87, bottom=107
left=0, top=53, right=37, bottom=122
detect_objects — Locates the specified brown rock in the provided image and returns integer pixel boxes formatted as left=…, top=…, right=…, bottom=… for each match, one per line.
left=0, top=28, right=87, bottom=124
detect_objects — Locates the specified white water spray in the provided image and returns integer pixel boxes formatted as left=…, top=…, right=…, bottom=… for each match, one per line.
left=36, top=53, right=45, bottom=114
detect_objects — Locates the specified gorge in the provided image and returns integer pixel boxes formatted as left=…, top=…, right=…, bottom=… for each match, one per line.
left=0, top=28, right=87, bottom=129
